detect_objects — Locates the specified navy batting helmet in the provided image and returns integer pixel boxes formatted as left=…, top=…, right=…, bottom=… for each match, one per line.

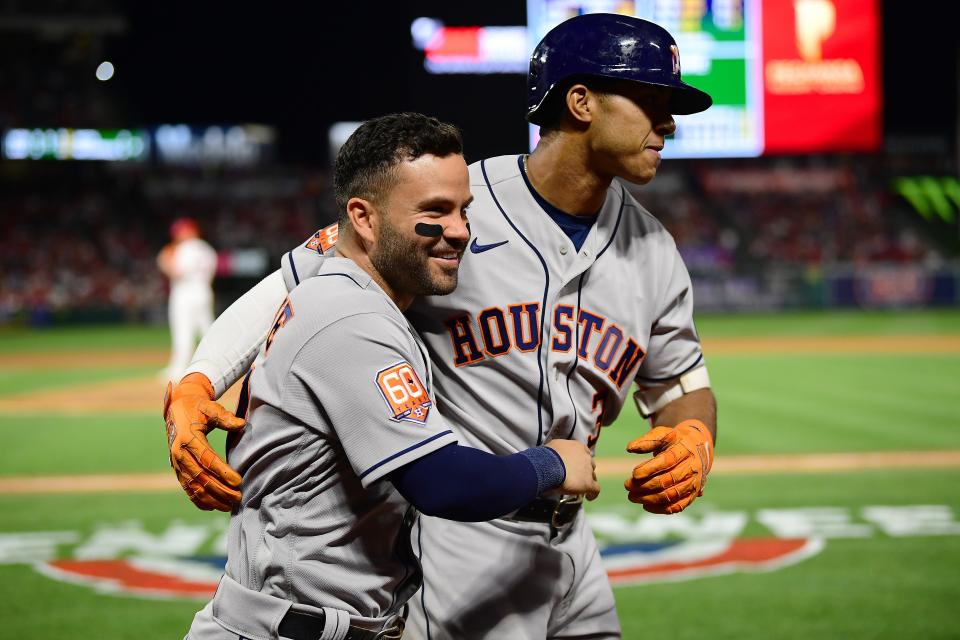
left=526, top=13, right=713, bottom=125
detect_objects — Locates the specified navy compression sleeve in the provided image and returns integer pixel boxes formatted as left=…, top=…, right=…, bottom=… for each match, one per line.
left=389, top=444, right=566, bottom=522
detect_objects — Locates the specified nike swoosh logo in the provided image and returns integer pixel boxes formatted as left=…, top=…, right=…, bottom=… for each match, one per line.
left=469, top=238, right=509, bottom=254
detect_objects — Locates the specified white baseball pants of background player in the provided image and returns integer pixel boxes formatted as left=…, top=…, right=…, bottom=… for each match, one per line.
left=167, top=282, right=214, bottom=382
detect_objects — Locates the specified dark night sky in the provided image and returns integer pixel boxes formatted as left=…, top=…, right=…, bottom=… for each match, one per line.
left=107, top=2, right=957, bottom=164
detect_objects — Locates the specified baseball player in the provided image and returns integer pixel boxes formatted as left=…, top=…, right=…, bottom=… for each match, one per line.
left=166, top=14, right=717, bottom=639
left=181, top=113, right=600, bottom=640
left=157, top=217, right=218, bottom=382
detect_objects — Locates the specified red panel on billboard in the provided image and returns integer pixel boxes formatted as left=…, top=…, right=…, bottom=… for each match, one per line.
left=762, top=0, right=881, bottom=153
left=425, top=27, right=480, bottom=58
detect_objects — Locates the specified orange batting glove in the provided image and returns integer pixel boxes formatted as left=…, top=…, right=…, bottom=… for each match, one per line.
left=163, top=373, right=245, bottom=511
left=624, top=419, right=714, bottom=514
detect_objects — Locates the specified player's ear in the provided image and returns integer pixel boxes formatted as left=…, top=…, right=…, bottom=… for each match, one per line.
left=346, top=197, right=377, bottom=244
left=565, top=84, right=594, bottom=125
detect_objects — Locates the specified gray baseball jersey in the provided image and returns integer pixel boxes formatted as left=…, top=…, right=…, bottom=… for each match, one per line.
left=279, top=154, right=703, bottom=639
left=285, top=155, right=703, bottom=453
left=197, top=256, right=458, bottom=634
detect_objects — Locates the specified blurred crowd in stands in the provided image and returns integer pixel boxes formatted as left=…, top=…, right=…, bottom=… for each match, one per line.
left=0, top=165, right=336, bottom=324
left=1, top=154, right=952, bottom=324
left=0, top=1, right=954, bottom=322
left=640, top=156, right=944, bottom=279
left=631, top=154, right=954, bottom=310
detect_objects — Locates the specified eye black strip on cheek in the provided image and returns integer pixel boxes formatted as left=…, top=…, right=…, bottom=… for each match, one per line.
left=415, top=222, right=444, bottom=238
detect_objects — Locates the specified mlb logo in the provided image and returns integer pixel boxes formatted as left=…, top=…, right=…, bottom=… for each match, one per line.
left=376, top=362, right=432, bottom=424
left=670, top=45, right=681, bottom=75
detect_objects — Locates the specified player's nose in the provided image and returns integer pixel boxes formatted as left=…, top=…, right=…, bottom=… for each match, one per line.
left=656, top=116, right=677, bottom=137
left=443, top=214, right=471, bottom=246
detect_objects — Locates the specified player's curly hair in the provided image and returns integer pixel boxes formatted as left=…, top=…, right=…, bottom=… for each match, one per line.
left=334, top=112, right=463, bottom=221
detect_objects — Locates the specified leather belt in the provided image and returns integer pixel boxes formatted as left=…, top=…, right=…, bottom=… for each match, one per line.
left=510, top=495, right=583, bottom=530
left=278, top=610, right=403, bottom=640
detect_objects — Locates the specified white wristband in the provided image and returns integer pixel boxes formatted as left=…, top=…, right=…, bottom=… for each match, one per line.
left=634, top=366, right=711, bottom=419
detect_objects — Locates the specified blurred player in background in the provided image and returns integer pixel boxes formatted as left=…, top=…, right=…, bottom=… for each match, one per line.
left=157, top=217, right=217, bottom=381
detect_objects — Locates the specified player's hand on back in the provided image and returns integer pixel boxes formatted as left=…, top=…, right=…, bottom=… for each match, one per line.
left=545, top=439, right=601, bottom=501
left=163, top=373, right=246, bottom=511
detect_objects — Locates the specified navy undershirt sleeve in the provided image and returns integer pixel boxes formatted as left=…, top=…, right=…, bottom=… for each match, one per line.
left=389, top=443, right=566, bottom=522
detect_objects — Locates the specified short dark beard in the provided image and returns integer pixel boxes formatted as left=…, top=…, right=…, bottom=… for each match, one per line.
left=371, top=215, right=458, bottom=297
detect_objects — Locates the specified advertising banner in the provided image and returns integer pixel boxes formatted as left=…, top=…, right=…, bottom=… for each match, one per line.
left=762, top=0, right=881, bottom=152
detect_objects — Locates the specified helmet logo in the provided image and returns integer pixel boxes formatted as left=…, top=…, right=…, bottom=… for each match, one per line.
left=670, top=45, right=681, bottom=75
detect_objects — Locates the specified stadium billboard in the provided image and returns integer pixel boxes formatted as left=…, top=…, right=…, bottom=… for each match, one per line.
left=761, top=0, right=882, bottom=153
left=414, top=1, right=882, bottom=157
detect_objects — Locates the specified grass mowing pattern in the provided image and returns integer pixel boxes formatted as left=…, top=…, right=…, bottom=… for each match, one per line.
left=0, top=414, right=212, bottom=477
left=0, top=367, right=156, bottom=396
left=0, top=313, right=957, bottom=639
left=596, top=354, right=960, bottom=458
left=588, top=470, right=960, bottom=640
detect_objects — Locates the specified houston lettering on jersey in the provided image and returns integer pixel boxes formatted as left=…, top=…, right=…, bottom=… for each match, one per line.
left=444, top=303, right=645, bottom=389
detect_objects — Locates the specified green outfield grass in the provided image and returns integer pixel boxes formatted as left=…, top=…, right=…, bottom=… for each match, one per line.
left=0, top=366, right=155, bottom=397
left=0, top=415, right=168, bottom=476
left=0, top=311, right=958, bottom=639
left=596, top=352, right=960, bottom=457
left=591, top=469, right=960, bottom=640
left=0, top=324, right=170, bottom=352
left=696, top=309, right=960, bottom=337
left=1, top=470, right=958, bottom=640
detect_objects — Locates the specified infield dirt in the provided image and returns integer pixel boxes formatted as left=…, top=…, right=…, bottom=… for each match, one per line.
left=1, top=335, right=957, bottom=494
left=1, top=334, right=958, bottom=415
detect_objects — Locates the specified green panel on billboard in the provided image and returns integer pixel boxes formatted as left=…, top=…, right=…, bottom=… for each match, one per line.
left=699, top=19, right=746, bottom=40
left=683, top=59, right=747, bottom=106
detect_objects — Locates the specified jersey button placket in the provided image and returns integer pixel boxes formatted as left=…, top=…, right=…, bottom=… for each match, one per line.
left=559, top=245, right=569, bottom=255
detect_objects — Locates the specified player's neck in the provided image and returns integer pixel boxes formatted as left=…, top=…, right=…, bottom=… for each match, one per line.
left=527, top=141, right=611, bottom=216
left=336, top=234, right=414, bottom=311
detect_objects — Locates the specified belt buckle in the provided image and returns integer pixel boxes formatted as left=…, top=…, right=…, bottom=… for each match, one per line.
left=551, top=494, right=583, bottom=530
left=373, top=606, right=406, bottom=639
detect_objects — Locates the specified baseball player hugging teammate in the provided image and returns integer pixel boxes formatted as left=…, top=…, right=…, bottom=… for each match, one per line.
left=165, top=14, right=717, bottom=640
left=177, top=113, right=599, bottom=639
